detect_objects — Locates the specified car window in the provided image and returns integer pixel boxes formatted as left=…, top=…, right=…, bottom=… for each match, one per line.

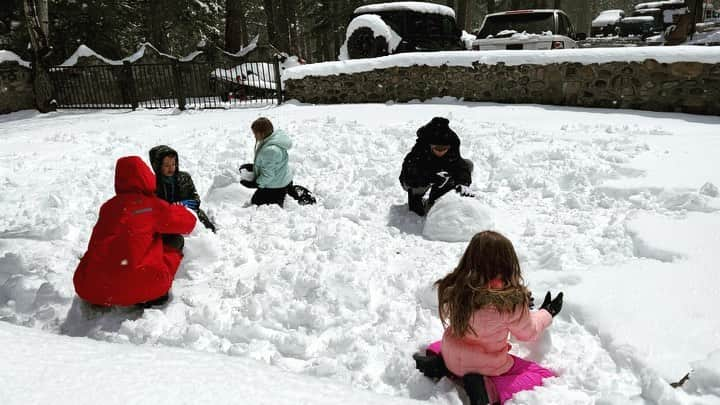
left=374, top=11, right=404, bottom=33
left=557, top=13, right=568, bottom=35
left=562, top=14, right=575, bottom=37
left=405, top=11, right=458, bottom=37
left=478, top=12, right=555, bottom=38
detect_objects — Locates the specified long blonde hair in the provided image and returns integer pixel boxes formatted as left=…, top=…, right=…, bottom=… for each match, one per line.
left=435, top=231, right=529, bottom=337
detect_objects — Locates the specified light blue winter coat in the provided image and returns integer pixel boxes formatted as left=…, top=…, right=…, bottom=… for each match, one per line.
left=254, top=129, right=293, bottom=189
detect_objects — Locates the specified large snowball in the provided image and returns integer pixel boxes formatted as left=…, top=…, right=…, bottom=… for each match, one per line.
left=422, top=192, right=495, bottom=242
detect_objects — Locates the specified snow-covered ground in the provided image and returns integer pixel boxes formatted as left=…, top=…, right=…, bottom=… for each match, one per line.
left=1, top=101, right=719, bottom=404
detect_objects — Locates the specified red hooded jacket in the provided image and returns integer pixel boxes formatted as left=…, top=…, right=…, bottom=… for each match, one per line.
left=73, top=156, right=197, bottom=306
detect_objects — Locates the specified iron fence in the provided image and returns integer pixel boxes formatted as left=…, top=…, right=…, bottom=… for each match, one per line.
left=49, top=58, right=283, bottom=110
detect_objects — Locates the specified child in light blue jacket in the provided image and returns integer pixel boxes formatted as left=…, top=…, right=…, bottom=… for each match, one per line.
left=239, top=117, right=297, bottom=206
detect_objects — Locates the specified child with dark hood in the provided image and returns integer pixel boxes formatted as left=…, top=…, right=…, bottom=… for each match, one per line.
left=400, top=117, right=474, bottom=216
left=148, top=145, right=216, bottom=234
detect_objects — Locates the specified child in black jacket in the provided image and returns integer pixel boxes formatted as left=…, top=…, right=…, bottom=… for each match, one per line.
left=399, top=117, right=474, bottom=216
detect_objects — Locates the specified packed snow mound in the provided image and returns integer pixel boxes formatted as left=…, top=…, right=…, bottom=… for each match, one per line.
left=422, top=192, right=494, bottom=242
left=686, top=350, right=720, bottom=397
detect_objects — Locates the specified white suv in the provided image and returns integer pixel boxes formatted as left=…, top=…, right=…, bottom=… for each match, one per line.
left=472, top=9, right=584, bottom=50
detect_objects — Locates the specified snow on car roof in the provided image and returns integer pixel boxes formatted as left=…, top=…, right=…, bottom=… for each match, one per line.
left=622, top=16, right=656, bottom=22
left=486, top=9, right=563, bottom=17
left=592, top=10, right=625, bottom=27
left=635, top=0, right=684, bottom=10
left=354, top=2, right=455, bottom=18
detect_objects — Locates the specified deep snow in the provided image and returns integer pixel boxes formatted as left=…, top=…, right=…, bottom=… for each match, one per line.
left=0, top=101, right=719, bottom=404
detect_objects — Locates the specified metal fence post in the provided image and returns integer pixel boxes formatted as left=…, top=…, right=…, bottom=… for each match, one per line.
left=274, top=55, right=283, bottom=105
left=121, top=61, right=138, bottom=110
left=172, top=60, right=186, bottom=110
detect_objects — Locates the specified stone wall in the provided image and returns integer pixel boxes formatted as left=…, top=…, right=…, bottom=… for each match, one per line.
left=285, top=60, right=720, bottom=115
left=0, top=61, right=34, bottom=114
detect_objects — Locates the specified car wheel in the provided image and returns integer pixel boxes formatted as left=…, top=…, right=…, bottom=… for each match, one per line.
left=347, top=27, right=390, bottom=59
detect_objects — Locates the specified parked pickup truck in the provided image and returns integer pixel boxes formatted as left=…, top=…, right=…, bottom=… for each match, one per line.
left=471, top=9, right=586, bottom=50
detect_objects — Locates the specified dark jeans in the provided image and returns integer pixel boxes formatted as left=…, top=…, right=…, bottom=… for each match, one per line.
left=251, top=183, right=290, bottom=207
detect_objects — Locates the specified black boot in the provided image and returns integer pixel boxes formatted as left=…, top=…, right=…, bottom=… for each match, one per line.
left=138, top=293, right=170, bottom=309
left=408, top=191, right=425, bottom=216
left=462, top=373, right=490, bottom=405
left=413, top=353, right=450, bottom=379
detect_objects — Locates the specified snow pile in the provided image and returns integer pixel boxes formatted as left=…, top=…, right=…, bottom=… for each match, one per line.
left=0, top=321, right=424, bottom=405
left=285, top=46, right=720, bottom=80
left=338, top=14, right=403, bottom=60
left=354, top=2, right=455, bottom=19
left=423, top=193, right=494, bottom=242
left=0, top=50, right=31, bottom=68
left=592, top=10, right=625, bottom=27
left=686, top=350, right=720, bottom=397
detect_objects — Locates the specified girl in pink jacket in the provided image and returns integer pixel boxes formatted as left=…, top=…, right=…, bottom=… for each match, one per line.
left=435, top=231, right=564, bottom=404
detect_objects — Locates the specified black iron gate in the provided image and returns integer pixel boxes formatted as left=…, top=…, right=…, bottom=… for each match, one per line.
left=49, top=58, right=283, bottom=110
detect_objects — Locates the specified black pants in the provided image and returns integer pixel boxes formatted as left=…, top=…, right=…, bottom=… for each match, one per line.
left=251, top=183, right=290, bottom=207
left=162, top=234, right=184, bottom=252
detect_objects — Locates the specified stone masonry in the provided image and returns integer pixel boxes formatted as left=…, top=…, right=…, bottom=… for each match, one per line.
left=285, top=60, right=720, bottom=116
left=0, top=61, right=34, bottom=114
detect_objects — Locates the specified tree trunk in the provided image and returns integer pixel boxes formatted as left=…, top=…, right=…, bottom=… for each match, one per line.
left=148, top=0, right=169, bottom=52
left=263, top=0, right=278, bottom=47
left=487, top=0, right=496, bottom=14
left=283, top=0, right=299, bottom=55
left=554, top=0, right=562, bottom=9
left=275, top=0, right=291, bottom=51
left=225, top=0, right=248, bottom=52
left=457, top=0, right=470, bottom=31
left=23, top=0, right=54, bottom=113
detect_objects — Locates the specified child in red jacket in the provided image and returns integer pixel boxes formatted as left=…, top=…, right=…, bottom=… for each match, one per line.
left=73, top=156, right=196, bottom=307
left=435, top=231, right=564, bottom=404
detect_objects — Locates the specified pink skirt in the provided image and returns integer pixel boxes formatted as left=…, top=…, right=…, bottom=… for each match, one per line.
left=426, top=341, right=554, bottom=404
left=489, top=355, right=555, bottom=404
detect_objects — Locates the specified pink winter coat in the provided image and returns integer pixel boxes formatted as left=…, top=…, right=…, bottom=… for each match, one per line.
left=441, top=286, right=552, bottom=377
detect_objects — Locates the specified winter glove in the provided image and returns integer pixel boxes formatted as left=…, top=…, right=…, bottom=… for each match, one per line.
left=240, top=179, right=258, bottom=189
left=528, top=291, right=535, bottom=309
left=539, top=291, right=563, bottom=317
left=428, top=174, right=456, bottom=204
left=455, top=184, right=475, bottom=197
left=179, top=199, right=199, bottom=210
left=431, top=171, right=452, bottom=188
left=413, top=353, right=450, bottom=379
left=239, top=164, right=256, bottom=182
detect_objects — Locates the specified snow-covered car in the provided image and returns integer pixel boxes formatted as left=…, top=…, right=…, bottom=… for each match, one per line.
left=339, top=1, right=464, bottom=60
left=471, top=9, right=585, bottom=50
left=209, top=56, right=301, bottom=102
left=618, top=13, right=663, bottom=38
left=590, top=10, right=625, bottom=37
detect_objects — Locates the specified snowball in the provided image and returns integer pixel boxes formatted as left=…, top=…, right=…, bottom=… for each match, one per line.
left=422, top=192, right=495, bottom=242
left=700, top=182, right=719, bottom=198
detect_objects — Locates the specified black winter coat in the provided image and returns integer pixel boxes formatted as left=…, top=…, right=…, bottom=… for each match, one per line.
left=149, top=145, right=216, bottom=232
left=399, top=131, right=472, bottom=188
